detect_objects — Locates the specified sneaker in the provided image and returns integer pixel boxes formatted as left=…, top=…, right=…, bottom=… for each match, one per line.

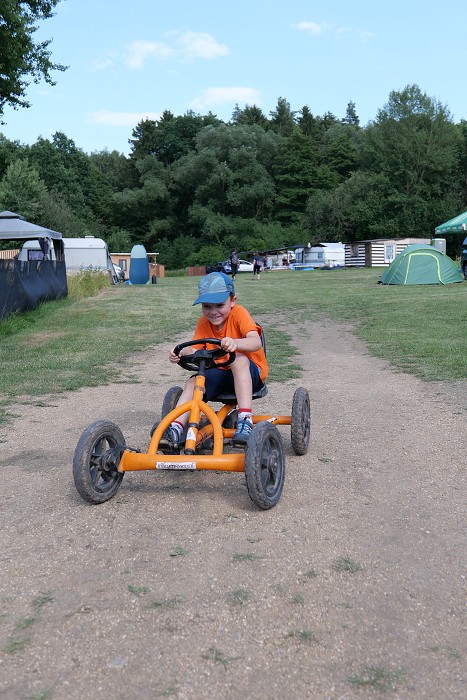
left=158, top=425, right=181, bottom=453
left=232, top=418, right=253, bottom=445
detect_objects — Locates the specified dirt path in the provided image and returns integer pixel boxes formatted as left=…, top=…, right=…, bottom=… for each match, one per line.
left=0, top=320, right=465, bottom=700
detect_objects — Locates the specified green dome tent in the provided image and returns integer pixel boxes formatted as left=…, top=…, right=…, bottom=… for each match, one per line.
left=379, top=244, right=463, bottom=286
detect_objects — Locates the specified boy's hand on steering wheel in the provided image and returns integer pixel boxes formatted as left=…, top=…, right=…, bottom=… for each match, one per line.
left=169, top=346, right=192, bottom=363
left=171, top=339, right=235, bottom=371
left=168, top=347, right=180, bottom=363
left=221, top=336, right=237, bottom=353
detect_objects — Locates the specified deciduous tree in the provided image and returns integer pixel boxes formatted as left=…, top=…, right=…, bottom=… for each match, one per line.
left=0, top=157, right=47, bottom=219
left=362, top=84, right=461, bottom=199
left=129, top=111, right=222, bottom=164
left=0, top=1, right=67, bottom=118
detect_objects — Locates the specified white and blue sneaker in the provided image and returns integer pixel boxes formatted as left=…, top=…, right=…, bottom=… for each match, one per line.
left=158, top=425, right=182, bottom=454
left=232, top=417, right=253, bottom=446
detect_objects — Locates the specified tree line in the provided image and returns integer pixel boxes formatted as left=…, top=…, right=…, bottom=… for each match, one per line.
left=1, top=85, right=466, bottom=268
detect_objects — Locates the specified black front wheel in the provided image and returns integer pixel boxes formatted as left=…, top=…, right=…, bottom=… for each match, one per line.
left=73, top=420, right=125, bottom=504
left=244, top=422, right=285, bottom=509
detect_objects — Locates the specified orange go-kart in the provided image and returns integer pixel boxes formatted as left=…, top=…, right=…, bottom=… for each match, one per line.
left=73, top=338, right=311, bottom=510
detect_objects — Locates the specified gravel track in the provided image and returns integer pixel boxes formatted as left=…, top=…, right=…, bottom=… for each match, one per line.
left=0, top=319, right=465, bottom=699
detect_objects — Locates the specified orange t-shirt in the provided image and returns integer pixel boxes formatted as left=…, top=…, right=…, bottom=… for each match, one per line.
left=193, top=304, right=268, bottom=381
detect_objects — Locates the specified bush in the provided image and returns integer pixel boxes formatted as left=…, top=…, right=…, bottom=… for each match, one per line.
left=66, top=268, right=111, bottom=300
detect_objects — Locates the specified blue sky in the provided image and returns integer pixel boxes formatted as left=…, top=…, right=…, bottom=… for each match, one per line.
left=2, top=0, right=467, bottom=155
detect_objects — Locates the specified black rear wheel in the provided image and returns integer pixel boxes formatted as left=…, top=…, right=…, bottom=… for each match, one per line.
left=291, top=387, right=311, bottom=455
left=73, top=420, right=125, bottom=504
left=245, top=422, right=285, bottom=509
left=150, top=385, right=183, bottom=437
left=223, top=409, right=238, bottom=429
left=162, top=386, right=183, bottom=418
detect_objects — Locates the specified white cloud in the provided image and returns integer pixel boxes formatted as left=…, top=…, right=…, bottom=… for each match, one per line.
left=88, top=110, right=162, bottom=127
left=294, top=21, right=326, bottom=35
left=294, top=20, right=374, bottom=40
left=125, top=40, right=173, bottom=68
left=91, top=57, right=115, bottom=71
left=96, top=32, right=229, bottom=71
left=358, top=29, right=376, bottom=40
left=90, top=49, right=119, bottom=71
left=174, top=31, right=230, bottom=60
left=93, top=31, right=229, bottom=74
left=191, top=87, right=262, bottom=111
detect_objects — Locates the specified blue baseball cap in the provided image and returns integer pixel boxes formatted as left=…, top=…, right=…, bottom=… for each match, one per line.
left=193, top=272, right=235, bottom=305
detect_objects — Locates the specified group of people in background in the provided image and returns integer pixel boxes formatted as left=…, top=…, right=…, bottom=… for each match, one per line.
left=228, top=250, right=271, bottom=281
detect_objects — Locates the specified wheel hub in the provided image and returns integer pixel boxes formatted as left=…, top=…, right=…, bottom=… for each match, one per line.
left=100, top=445, right=123, bottom=473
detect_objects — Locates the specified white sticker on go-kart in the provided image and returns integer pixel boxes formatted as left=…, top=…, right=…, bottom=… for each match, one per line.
left=266, top=417, right=278, bottom=423
left=156, top=461, right=196, bottom=470
left=186, top=428, right=197, bottom=441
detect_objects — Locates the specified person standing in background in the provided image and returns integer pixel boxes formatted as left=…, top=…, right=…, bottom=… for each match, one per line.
left=229, top=250, right=239, bottom=280
left=252, top=252, right=263, bottom=280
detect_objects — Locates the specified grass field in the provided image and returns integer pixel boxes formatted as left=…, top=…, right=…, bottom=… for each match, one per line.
left=0, top=268, right=465, bottom=425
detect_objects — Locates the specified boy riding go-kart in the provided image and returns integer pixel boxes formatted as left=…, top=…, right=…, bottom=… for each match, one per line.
left=73, top=273, right=310, bottom=510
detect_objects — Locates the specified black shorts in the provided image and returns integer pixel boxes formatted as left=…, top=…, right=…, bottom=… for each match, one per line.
left=203, top=360, right=263, bottom=400
left=230, top=264, right=238, bottom=275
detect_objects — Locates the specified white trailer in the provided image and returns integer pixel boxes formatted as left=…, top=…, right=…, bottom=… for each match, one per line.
left=294, top=242, right=345, bottom=268
left=19, top=236, right=119, bottom=282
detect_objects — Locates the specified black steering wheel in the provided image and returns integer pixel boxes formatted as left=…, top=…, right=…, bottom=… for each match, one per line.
left=173, top=338, right=235, bottom=373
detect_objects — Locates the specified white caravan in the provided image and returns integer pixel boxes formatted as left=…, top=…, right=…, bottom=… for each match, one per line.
left=19, top=235, right=119, bottom=282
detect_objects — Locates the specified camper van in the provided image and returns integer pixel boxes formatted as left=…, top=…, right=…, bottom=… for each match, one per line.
left=293, top=242, right=345, bottom=269
left=19, top=236, right=119, bottom=282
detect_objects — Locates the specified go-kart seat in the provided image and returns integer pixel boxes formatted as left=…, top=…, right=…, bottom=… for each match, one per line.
left=214, top=383, right=268, bottom=404
left=212, top=323, right=268, bottom=404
